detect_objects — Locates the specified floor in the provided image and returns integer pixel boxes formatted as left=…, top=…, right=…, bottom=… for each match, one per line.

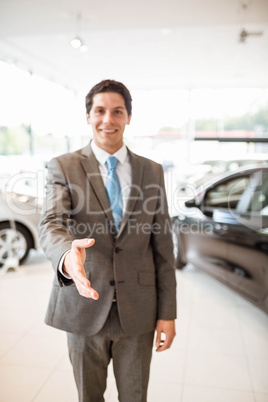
left=0, top=250, right=267, bottom=402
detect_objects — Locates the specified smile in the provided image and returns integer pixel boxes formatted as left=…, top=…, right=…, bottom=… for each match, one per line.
left=101, top=129, right=117, bottom=133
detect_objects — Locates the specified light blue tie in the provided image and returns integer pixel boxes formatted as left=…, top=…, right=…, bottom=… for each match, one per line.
left=105, top=156, right=123, bottom=234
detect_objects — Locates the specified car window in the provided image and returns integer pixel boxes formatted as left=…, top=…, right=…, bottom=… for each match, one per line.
left=204, top=176, right=250, bottom=210
left=247, top=172, right=268, bottom=216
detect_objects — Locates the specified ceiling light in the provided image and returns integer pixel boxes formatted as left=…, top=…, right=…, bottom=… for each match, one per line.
left=70, top=13, right=88, bottom=51
left=80, top=44, right=88, bottom=53
left=71, top=37, right=82, bottom=49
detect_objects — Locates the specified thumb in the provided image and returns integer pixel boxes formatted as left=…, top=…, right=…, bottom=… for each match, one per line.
left=72, top=238, right=95, bottom=251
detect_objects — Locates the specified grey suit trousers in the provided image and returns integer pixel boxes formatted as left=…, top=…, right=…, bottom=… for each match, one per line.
left=67, top=302, right=155, bottom=402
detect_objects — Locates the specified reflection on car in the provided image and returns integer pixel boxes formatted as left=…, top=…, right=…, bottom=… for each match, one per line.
left=177, top=157, right=268, bottom=198
left=172, top=165, right=268, bottom=313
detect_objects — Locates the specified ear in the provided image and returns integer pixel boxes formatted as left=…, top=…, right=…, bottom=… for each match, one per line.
left=127, top=114, right=132, bottom=125
left=86, top=113, right=90, bottom=125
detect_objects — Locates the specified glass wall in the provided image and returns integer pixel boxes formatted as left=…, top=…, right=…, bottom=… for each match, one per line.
left=0, top=60, right=74, bottom=159
left=0, top=60, right=267, bottom=205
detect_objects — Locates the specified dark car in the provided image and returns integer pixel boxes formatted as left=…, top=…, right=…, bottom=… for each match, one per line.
left=172, top=165, right=268, bottom=313
left=176, top=157, right=268, bottom=199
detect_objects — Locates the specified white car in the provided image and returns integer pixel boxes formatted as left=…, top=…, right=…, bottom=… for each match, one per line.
left=0, top=169, right=44, bottom=270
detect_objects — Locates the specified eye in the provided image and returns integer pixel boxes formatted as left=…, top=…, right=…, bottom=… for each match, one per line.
left=95, top=108, right=104, bottom=115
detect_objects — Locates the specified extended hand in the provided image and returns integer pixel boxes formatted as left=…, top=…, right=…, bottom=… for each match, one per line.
left=155, top=320, right=176, bottom=352
left=63, top=238, right=99, bottom=300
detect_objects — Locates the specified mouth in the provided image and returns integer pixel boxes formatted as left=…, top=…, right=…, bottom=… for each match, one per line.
left=100, top=129, right=117, bottom=134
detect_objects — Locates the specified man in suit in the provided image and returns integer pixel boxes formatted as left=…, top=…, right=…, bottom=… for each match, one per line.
left=39, top=79, right=177, bottom=402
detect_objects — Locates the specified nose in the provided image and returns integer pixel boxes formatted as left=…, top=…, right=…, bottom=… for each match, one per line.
left=103, top=111, right=114, bottom=124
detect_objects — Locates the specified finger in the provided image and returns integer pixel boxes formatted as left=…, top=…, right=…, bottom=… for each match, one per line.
left=156, top=334, right=174, bottom=352
left=156, top=335, right=166, bottom=351
left=72, top=270, right=91, bottom=287
left=72, top=272, right=93, bottom=291
left=88, top=288, right=99, bottom=300
left=76, top=283, right=99, bottom=300
left=74, top=276, right=99, bottom=300
left=77, top=288, right=99, bottom=300
left=155, top=331, right=162, bottom=350
left=156, top=340, right=169, bottom=352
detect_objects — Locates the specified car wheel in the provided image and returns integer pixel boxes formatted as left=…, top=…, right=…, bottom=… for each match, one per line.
left=0, top=222, right=33, bottom=268
left=171, top=218, right=187, bottom=269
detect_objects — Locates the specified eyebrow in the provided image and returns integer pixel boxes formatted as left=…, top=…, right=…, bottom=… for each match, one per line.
left=94, top=105, right=126, bottom=110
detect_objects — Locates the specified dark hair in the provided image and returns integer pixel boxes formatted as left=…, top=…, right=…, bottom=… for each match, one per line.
left=85, top=79, right=132, bottom=116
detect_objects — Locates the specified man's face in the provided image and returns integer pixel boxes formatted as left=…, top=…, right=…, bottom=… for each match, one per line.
left=87, top=92, right=131, bottom=154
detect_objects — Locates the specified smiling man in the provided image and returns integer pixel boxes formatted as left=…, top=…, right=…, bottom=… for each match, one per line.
left=39, top=79, right=177, bottom=402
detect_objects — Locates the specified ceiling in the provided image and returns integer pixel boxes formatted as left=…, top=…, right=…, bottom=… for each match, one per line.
left=0, top=0, right=268, bottom=93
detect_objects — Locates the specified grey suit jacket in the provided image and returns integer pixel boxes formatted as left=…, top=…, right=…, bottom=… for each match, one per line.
left=39, top=143, right=177, bottom=336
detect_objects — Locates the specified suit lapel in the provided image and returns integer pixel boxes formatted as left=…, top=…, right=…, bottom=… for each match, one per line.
left=118, top=150, right=144, bottom=237
left=80, top=144, right=113, bottom=223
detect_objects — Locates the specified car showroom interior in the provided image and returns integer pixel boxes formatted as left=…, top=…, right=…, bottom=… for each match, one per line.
left=0, top=1, right=268, bottom=401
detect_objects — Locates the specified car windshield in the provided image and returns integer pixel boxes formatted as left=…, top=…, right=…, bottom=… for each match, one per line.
left=204, top=176, right=250, bottom=210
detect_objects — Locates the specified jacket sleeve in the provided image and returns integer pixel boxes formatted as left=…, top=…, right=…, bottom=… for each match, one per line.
left=38, top=157, right=75, bottom=286
left=151, top=165, right=177, bottom=321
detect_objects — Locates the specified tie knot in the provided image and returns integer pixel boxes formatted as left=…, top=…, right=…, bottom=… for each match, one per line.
left=107, top=156, right=118, bottom=170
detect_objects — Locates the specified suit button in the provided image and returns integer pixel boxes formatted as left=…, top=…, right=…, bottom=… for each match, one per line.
left=115, top=247, right=121, bottom=253
left=109, top=280, right=115, bottom=286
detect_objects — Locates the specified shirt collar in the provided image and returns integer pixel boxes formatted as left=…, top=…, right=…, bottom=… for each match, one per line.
left=91, top=140, right=127, bottom=165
